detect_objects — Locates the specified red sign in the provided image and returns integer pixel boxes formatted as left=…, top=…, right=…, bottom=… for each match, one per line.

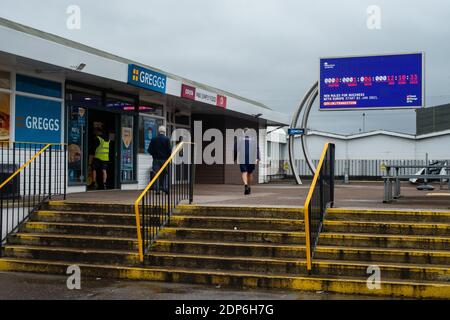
left=181, top=84, right=196, bottom=100
left=216, top=95, right=227, bottom=108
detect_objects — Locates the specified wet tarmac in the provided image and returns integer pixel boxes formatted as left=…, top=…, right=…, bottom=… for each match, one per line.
left=0, top=271, right=387, bottom=300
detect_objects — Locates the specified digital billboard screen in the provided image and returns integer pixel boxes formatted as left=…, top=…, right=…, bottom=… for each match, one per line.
left=319, top=53, right=424, bottom=111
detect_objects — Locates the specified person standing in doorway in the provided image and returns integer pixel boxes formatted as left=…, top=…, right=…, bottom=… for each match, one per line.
left=88, top=129, right=110, bottom=190
left=234, top=128, right=260, bottom=195
left=148, top=126, right=172, bottom=194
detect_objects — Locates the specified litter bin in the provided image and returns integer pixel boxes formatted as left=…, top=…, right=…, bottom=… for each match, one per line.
left=0, top=164, right=20, bottom=200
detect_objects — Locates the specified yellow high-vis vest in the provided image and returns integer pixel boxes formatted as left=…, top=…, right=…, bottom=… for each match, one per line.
left=94, top=136, right=110, bottom=161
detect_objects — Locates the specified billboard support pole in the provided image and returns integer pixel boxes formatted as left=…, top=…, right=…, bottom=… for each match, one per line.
left=289, top=81, right=318, bottom=185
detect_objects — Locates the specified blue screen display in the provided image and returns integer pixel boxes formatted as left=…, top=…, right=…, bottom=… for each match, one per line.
left=319, top=53, right=423, bottom=110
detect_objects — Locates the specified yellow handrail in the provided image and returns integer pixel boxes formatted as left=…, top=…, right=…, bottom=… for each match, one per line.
left=303, top=142, right=330, bottom=271
left=133, top=141, right=188, bottom=262
left=0, top=144, right=52, bottom=190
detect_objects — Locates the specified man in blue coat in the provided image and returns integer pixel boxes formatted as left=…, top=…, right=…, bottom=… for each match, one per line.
left=148, top=126, right=172, bottom=194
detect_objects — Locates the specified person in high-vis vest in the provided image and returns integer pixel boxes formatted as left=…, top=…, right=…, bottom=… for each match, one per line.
left=89, top=129, right=110, bottom=190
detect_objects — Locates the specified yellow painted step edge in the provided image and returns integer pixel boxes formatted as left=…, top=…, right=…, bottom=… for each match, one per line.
left=328, top=208, right=450, bottom=216
left=0, top=258, right=448, bottom=299
left=177, top=205, right=303, bottom=212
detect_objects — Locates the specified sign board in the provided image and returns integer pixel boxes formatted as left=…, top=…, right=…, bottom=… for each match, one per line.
left=195, top=88, right=218, bottom=105
left=288, top=128, right=306, bottom=135
left=216, top=94, right=227, bottom=108
left=15, top=95, right=61, bottom=143
left=128, top=64, right=166, bottom=94
left=180, top=84, right=227, bottom=108
left=181, top=84, right=196, bottom=100
left=319, top=53, right=424, bottom=110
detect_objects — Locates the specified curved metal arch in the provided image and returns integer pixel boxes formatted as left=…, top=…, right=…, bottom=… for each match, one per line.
left=288, top=81, right=319, bottom=185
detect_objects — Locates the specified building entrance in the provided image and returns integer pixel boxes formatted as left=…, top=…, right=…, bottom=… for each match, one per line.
left=66, top=83, right=138, bottom=190
left=87, top=109, right=119, bottom=190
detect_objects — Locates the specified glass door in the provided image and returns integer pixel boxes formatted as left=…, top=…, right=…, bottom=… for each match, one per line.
left=67, top=106, right=87, bottom=185
left=66, top=85, right=102, bottom=186
left=120, top=114, right=135, bottom=182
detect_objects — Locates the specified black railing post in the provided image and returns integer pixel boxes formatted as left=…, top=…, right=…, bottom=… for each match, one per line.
left=167, top=164, right=171, bottom=224
left=189, top=143, right=195, bottom=204
left=330, top=145, right=335, bottom=208
left=48, top=146, right=52, bottom=199
left=64, top=144, right=67, bottom=200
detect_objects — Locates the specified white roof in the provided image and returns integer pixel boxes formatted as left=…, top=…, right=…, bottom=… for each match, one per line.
left=0, top=17, right=289, bottom=125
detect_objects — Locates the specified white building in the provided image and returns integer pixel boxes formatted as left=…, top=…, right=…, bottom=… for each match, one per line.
left=293, top=129, right=450, bottom=177
left=263, top=127, right=288, bottom=182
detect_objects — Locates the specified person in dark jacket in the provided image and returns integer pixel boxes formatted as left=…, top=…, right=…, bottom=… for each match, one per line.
left=148, top=126, right=172, bottom=193
left=234, top=128, right=260, bottom=195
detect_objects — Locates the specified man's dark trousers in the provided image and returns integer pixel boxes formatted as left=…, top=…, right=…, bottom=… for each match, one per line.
left=153, top=159, right=168, bottom=193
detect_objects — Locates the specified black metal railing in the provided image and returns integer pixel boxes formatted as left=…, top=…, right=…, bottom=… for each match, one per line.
left=0, top=141, right=67, bottom=252
left=134, top=142, right=195, bottom=262
left=303, top=143, right=335, bottom=271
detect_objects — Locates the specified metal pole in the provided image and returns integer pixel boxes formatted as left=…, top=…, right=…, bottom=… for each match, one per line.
left=288, top=82, right=318, bottom=184
left=300, top=84, right=319, bottom=175
left=189, top=143, right=195, bottom=204
left=362, top=113, right=366, bottom=133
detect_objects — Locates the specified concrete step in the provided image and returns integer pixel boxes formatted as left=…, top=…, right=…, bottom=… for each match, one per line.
left=44, top=201, right=134, bottom=214
left=327, top=208, right=450, bottom=223
left=2, top=245, right=139, bottom=265
left=145, top=252, right=450, bottom=282
left=159, top=227, right=450, bottom=250
left=32, top=211, right=137, bottom=225
left=0, top=258, right=448, bottom=298
left=322, top=220, right=450, bottom=236
left=153, top=239, right=450, bottom=265
left=170, top=215, right=304, bottom=231
left=319, top=232, right=450, bottom=250
left=21, top=221, right=140, bottom=238
left=8, top=233, right=138, bottom=251
left=159, top=227, right=306, bottom=244
left=315, top=245, right=450, bottom=265
left=175, top=205, right=301, bottom=219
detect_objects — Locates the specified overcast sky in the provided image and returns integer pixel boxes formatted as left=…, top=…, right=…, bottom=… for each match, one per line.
left=1, top=0, right=449, bottom=134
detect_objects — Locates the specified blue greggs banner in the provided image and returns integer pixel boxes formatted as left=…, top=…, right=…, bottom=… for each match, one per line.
left=15, top=96, right=62, bottom=143
left=128, top=64, right=167, bottom=94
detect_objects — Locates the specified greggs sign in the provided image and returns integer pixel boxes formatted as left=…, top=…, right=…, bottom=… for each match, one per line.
left=128, top=64, right=166, bottom=94
left=181, top=84, right=227, bottom=108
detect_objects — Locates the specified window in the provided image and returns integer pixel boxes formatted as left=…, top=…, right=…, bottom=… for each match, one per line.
left=175, top=114, right=190, bottom=126
left=0, top=92, right=10, bottom=141
left=121, top=115, right=135, bottom=182
left=267, top=142, right=271, bottom=158
left=106, top=93, right=136, bottom=112
left=16, top=74, right=61, bottom=98
left=138, top=102, right=163, bottom=117
left=66, top=85, right=102, bottom=108
left=14, top=95, right=62, bottom=144
left=67, top=106, right=86, bottom=184
left=139, top=116, right=164, bottom=154
left=14, top=75, right=62, bottom=144
left=0, top=71, right=10, bottom=90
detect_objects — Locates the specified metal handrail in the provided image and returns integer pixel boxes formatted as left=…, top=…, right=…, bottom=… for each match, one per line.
left=0, top=144, right=51, bottom=190
left=303, top=143, right=335, bottom=271
left=1, top=141, right=67, bottom=249
left=133, top=141, right=194, bottom=262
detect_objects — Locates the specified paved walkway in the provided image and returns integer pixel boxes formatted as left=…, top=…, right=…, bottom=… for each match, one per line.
left=0, top=272, right=385, bottom=300
left=63, top=181, right=450, bottom=210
